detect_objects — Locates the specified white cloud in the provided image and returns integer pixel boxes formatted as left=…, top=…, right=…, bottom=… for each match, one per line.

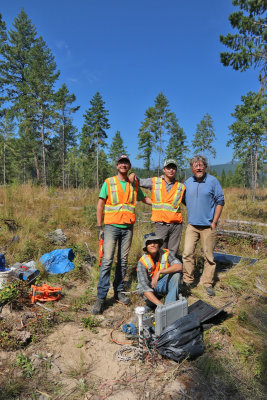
left=55, top=40, right=72, bottom=58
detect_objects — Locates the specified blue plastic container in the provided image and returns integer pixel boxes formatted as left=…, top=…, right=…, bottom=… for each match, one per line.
left=0, top=254, right=5, bottom=271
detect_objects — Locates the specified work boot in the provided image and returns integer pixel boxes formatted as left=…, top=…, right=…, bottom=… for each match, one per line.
left=205, top=286, right=215, bottom=297
left=114, top=291, right=130, bottom=305
left=92, top=298, right=105, bottom=315
left=181, top=281, right=193, bottom=296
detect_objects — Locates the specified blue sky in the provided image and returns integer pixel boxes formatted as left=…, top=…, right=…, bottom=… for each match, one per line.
left=1, top=0, right=260, bottom=168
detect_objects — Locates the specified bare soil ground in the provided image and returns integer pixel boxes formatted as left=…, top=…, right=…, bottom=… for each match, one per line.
left=1, top=268, right=265, bottom=400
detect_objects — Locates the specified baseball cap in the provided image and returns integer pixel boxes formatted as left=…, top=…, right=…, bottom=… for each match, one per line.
left=117, top=154, right=131, bottom=164
left=163, top=159, right=178, bottom=168
left=142, top=232, right=163, bottom=251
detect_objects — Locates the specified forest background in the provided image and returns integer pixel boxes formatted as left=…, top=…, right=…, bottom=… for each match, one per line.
left=0, top=1, right=266, bottom=196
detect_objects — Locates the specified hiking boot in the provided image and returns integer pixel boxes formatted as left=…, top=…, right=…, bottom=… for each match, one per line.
left=114, top=291, right=130, bottom=305
left=181, top=281, right=193, bottom=296
left=205, top=286, right=215, bottom=297
left=92, top=298, right=105, bottom=315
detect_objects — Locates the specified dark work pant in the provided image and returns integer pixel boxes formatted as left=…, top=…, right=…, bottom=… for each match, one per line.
left=155, top=222, right=183, bottom=257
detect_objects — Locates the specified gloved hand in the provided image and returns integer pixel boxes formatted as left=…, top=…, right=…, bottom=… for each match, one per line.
left=97, top=226, right=104, bottom=241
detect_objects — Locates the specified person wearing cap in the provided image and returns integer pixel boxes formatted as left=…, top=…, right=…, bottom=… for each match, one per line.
left=128, top=159, right=185, bottom=257
left=137, top=232, right=183, bottom=309
left=92, top=155, right=152, bottom=315
left=182, top=155, right=224, bottom=297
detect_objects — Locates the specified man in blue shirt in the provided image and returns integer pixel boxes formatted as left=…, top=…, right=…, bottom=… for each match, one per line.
left=182, top=155, right=224, bottom=296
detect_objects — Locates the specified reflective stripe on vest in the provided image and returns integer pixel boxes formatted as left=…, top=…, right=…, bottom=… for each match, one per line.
left=139, top=249, right=170, bottom=278
left=104, top=176, right=138, bottom=225
left=109, top=177, right=119, bottom=204
left=151, top=177, right=185, bottom=223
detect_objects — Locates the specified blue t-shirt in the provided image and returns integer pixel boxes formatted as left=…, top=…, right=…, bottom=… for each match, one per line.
left=184, top=173, right=224, bottom=226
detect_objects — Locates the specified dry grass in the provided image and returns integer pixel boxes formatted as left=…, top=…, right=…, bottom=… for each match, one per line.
left=0, top=184, right=266, bottom=399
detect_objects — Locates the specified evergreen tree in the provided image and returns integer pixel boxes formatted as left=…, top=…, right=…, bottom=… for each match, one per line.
left=228, top=91, right=266, bottom=201
left=232, top=163, right=245, bottom=187
left=54, top=83, right=79, bottom=189
left=220, top=0, right=267, bottom=88
left=108, top=130, right=128, bottom=165
left=137, top=107, right=154, bottom=172
left=138, top=92, right=176, bottom=175
left=0, top=9, right=61, bottom=184
left=0, top=13, right=7, bottom=108
left=80, top=92, right=110, bottom=189
left=220, top=169, right=226, bottom=187
left=0, top=9, right=38, bottom=182
left=153, top=92, right=173, bottom=175
left=23, top=36, right=60, bottom=185
left=165, top=116, right=189, bottom=180
left=65, top=146, right=81, bottom=188
left=192, top=113, right=216, bottom=166
left=225, top=170, right=233, bottom=187
left=0, top=9, right=37, bottom=104
left=0, top=110, right=16, bottom=184
left=210, top=169, right=219, bottom=179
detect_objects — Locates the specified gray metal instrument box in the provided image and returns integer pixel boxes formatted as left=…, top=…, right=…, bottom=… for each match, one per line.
left=155, top=295, right=188, bottom=336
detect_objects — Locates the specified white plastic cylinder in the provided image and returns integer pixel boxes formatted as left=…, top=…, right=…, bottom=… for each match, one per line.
left=135, top=306, right=145, bottom=333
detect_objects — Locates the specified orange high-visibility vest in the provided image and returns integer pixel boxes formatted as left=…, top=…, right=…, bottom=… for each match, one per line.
left=139, top=249, right=170, bottom=279
left=151, top=178, right=185, bottom=223
left=104, top=176, right=139, bottom=225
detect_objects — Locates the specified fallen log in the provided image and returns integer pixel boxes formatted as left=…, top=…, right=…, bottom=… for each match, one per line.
left=217, top=229, right=266, bottom=242
left=225, top=219, right=267, bottom=227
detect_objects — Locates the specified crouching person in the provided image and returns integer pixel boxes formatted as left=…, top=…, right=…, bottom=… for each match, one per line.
left=137, top=232, right=183, bottom=311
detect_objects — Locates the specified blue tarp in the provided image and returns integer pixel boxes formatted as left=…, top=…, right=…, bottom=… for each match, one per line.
left=40, top=248, right=75, bottom=274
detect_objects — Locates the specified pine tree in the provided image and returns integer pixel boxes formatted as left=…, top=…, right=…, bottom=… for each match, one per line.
left=192, top=113, right=216, bottom=166
left=80, top=92, right=110, bottom=189
left=108, top=130, right=128, bottom=165
left=138, top=93, right=175, bottom=175
left=152, top=92, right=173, bottom=175
left=137, top=107, right=154, bottom=172
left=54, top=83, right=79, bottom=189
left=0, top=9, right=60, bottom=184
left=0, top=13, right=7, bottom=108
left=225, top=170, right=233, bottom=187
left=220, top=169, right=226, bottom=187
left=0, top=9, right=37, bottom=104
left=228, top=91, right=266, bottom=200
left=220, top=0, right=267, bottom=88
left=165, top=115, right=188, bottom=180
left=0, top=110, right=16, bottom=184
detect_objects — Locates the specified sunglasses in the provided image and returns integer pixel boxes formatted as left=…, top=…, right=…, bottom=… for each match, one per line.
left=144, top=232, right=157, bottom=239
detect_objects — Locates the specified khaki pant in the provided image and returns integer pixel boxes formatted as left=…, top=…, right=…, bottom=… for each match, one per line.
left=182, top=224, right=216, bottom=287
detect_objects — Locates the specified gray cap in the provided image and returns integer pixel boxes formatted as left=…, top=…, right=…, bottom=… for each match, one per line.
left=163, top=159, right=178, bottom=168
left=143, top=232, right=163, bottom=251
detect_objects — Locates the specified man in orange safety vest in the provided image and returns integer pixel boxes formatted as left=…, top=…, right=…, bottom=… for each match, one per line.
left=137, top=232, right=183, bottom=311
left=92, top=155, right=152, bottom=315
left=129, top=159, right=185, bottom=257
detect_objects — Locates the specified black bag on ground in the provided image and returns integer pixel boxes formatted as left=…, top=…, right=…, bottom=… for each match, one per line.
left=156, top=312, right=205, bottom=362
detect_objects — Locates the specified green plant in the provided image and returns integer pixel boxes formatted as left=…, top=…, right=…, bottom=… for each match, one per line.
left=81, top=316, right=100, bottom=333
left=238, top=310, right=248, bottom=323
left=71, top=287, right=95, bottom=311
left=0, top=378, right=26, bottom=400
left=0, top=281, right=23, bottom=305
left=15, top=353, right=35, bottom=377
